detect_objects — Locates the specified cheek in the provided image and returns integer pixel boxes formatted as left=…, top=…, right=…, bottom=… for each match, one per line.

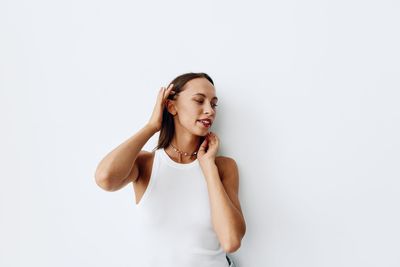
left=177, top=108, right=201, bottom=126
left=182, top=104, right=200, bottom=116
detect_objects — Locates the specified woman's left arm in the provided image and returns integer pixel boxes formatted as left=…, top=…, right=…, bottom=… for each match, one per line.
left=201, top=159, right=246, bottom=253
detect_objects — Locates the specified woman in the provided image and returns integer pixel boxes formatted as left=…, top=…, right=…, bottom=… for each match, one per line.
left=95, top=72, right=246, bottom=267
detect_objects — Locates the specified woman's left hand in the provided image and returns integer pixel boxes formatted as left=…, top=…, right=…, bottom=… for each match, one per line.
left=197, top=131, right=219, bottom=166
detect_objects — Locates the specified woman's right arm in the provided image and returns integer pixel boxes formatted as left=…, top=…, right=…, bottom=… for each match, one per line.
left=94, top=84, right=175, bottom=192
left=94, top=124, right=158, bottom=191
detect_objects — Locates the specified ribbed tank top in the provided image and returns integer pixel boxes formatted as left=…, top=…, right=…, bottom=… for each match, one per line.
left=133, top=148, right=229, bottom=267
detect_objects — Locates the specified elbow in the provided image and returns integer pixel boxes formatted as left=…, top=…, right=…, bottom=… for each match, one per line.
left=95, top=171, right=115, bottom=192
left=222, top=238, right=241, bottom=253
left=222, top=223, right=246, bottom=253
left=222, top=234, right=242, bottom=253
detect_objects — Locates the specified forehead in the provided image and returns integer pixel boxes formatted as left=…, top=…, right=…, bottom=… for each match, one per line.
left=181, top=77, right=217, bottom=98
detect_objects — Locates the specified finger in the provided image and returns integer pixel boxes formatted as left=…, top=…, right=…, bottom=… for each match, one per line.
left=159, top=88, right=169, bottom=105
left=159, top=87, right=166, bottom=97
left=213, top=134, right=219, bottom=143
left=208, top=133, right=217, bottom=144
left=157, top=87, right=165, bottom=102
left=199, top=139, right=208, bottom=151
left=199, top=146, right=206, bottom=152
left=163, top=83, right=174, bottom=98
left=164, top=84, right=175, bottom=99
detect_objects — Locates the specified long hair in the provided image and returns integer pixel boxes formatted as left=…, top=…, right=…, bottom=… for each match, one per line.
left=152, top=72, right=214, bottom=152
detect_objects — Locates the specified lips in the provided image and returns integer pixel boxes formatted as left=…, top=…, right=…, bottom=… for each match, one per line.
left=197, top=119, right=212, bottom=127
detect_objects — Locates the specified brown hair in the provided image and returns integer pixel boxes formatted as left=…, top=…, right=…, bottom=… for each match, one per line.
left=152, top=72, right=214, bottom=151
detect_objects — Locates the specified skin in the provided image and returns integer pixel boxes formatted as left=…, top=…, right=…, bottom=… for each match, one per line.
left=164, top=77, right=219, bottom=163
left=95, top=77, right=245, bottom=253
left=132, top=78, right=246, bottom=253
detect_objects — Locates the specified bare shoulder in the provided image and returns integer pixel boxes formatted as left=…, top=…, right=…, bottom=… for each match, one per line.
left=215, top=155, right=238, bottom=168
left=215, top=156, right=238, bottom=180
left=215, top=155, right=243, bottom=214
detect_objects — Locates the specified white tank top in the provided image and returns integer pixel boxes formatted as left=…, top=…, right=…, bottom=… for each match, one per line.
left=133, top=148, right=229, bottom=267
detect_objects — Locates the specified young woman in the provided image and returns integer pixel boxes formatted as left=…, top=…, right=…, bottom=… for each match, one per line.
left=95, top=72, right=246, bottom=267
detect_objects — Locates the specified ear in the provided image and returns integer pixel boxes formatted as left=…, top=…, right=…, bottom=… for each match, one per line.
left=165, top=99, right=177, bottom=116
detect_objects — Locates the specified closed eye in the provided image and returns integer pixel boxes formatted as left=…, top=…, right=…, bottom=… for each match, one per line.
left=194, top=100, right=218, bottom=108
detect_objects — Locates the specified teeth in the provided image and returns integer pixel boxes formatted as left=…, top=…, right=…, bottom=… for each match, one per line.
left=199, top=120, right=211, bottom=125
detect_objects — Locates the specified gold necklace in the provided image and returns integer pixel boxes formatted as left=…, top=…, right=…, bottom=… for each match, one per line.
left=170, top=143, right=198, bottom=158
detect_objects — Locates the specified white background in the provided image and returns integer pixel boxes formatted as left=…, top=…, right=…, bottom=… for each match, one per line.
left=1, top=0, right=399, bottom=266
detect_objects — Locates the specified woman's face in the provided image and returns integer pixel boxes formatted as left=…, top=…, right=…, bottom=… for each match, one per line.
left=169, top=77, right=218, bottom=136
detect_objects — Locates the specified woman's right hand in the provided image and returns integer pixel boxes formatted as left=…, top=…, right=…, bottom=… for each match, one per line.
left=147, top=84, right=175, bottom=132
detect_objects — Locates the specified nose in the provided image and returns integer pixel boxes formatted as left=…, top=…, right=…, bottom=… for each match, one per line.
left=203, top=102, right=216, bottom=115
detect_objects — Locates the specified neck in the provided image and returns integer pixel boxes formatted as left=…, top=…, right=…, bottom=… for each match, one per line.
left=170, top=133, right=201, bottom=155
left=166, top=131, right=203, bottom=163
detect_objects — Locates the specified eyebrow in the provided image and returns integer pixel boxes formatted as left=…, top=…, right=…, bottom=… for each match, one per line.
left=192, top=93, right=218, bottom=101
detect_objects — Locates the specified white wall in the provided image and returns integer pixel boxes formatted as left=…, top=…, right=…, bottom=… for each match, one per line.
left=1, top=0, right=399, bottom=266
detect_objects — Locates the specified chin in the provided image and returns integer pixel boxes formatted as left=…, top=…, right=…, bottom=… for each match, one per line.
left=191, top=128, right=209, bottom=137
left=183, top=122, right=211, bottom=136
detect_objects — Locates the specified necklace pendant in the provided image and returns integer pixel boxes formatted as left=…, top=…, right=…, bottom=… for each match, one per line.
left=170, top=143, right=197, bottom=158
